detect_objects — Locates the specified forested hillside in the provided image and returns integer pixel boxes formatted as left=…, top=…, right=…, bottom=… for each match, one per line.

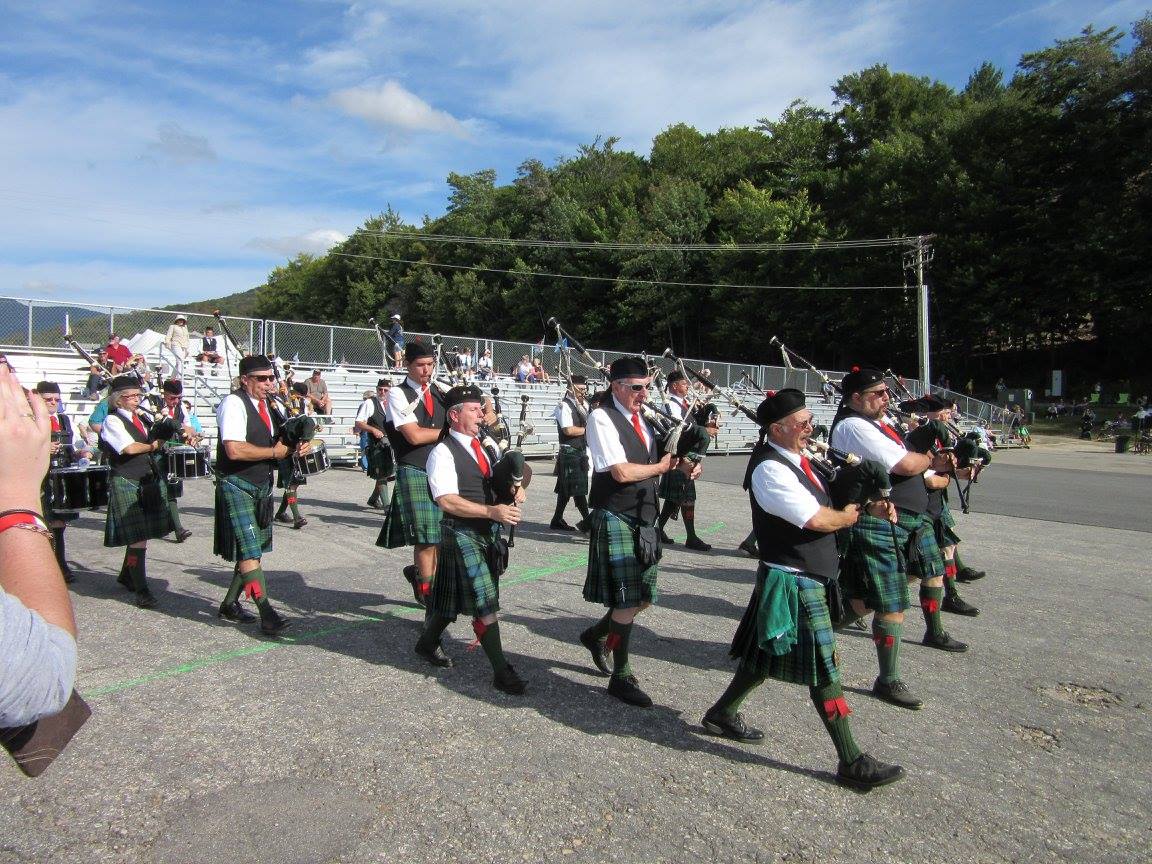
left=251, top=20, right=1151, bottom=381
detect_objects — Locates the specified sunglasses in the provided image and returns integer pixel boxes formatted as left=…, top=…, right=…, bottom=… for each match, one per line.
left=622, top=383, right=647, bottom=392
left=864, top=387, right=891, bottom=398
left=248, top=374, right=275, bottom=381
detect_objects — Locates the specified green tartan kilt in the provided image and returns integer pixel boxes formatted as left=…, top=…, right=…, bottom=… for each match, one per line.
left=377, top=464, right=441, bottom=549
left=427, top=520, right=500, bottom=620
left=104, top=473, right=173, bottom=547
left=553, top=445, right=589, bottom=497
left=366, top=439, right=395, bottom=481
left=902, top=509, right=946, bottom=579
left=213, top=473, right=273, bottom=562
left=839, top=512, right=910, bottom=614
left=658, top=467, right=696, bottom=505
left=730, top=565, right=840, bottom=687
left=582, top=509, right=659, bottom=609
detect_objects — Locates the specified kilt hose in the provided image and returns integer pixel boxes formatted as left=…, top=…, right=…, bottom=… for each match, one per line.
left=582, top=509, right=660, bottom=609
left=658, top=466, right=696, bottom=506
left=427, top=519, right=501, bottom=621
left=214, top=473, right=273, bottom=562
left=104, top=473, right=174, bottom=547
left=730, top=564, right=840, bottom=687
left=553, top=445, right=589, bottom=497
left=377, top=464, right=441, bottom=549
left=839, top=512, right=910, bottom=614
left=366, top=439, right=395, bottom=481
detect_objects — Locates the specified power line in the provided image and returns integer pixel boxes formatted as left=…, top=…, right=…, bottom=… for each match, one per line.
left=352, top=229, right=923, bottom=253
left=331, top=251, right=903, bottom=291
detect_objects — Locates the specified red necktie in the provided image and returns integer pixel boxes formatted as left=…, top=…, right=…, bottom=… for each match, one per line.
left=800, top=455, right=823, bottom=489
left=470, top=438, right=491, bottom=477
left=131, top=413, right=146, bottom=435
left=423, top=387, right=434, bottom=418
left=258, top=399, right=272, bottom=432
left=50, top=415, right=60, bottom=432
left=631, top=412, right=646, bottom=447
left=879, top=422, right=904, bottom=445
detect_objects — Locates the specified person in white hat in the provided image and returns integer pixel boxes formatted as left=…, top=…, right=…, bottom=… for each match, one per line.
left=164, top=314, right=190, bottom=377
left=387, top=314, right=405, bottom=369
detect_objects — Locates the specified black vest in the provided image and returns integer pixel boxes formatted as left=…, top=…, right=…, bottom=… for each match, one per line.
left=367, top=396, right=388, bottom=431
left=589, top=402, right=659, bottom=524
left=747, top=447, right=839, bottom=579
left=387, top=382, right=446, bottom=469
left=832, top=409, right=928, bottom=515
left=556, top=396, right=588, bottom=448
left=443, top=434, right=495, bottom=531
left=215, top=394, right=281, bottom=486
left=50, top=413, right=77, bottom=469
left=101, top=410, right=155, bottom=481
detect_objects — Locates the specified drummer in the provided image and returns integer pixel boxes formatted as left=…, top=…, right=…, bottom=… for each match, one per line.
left=36, top=381, right=91, bottom=583
left=159, top=379, right=200, bottom=543
left=274, top=382, right=312, bottom=529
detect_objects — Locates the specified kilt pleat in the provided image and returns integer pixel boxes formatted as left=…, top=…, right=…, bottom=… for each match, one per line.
left=104, top=473, right=173, bottom=547
left=839, top=512, right=910, bottom=613
left=658, top=467, right=696, bottom=505
left=427, top=521, right=500, bottom=620
left=376, top=464, right=441, bottom=548
left=213, top=474, right=273, bottom=562
left=366, top=440, right=395, bottom=481
left=903, top=510, right=946, bottom=579
left=582, top=509, right=659, bottom=609
left=553, top=445, right=589, bottom=497
left=730, top=564, right=840, bottom=687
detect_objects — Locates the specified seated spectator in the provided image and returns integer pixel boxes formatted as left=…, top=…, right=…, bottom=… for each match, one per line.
left=104, top=334, right=133, bottom=373
left=306, top=369, right=332, bottom=415
left=196, top=326, right=224, bottom=366
left=515, top=355, right=532, bottom=383
left=0, top=365, right=78, bottom=727
left=476, top=349, right=493, bottom=380
left=531, top=357, right=549, bottom=383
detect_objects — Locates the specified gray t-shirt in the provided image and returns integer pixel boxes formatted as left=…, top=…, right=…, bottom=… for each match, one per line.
left=0, top=587, right=77, bottom=727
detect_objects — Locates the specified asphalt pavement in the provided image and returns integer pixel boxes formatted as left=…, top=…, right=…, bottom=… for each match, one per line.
left=1, top=439, right=1149, bottom=863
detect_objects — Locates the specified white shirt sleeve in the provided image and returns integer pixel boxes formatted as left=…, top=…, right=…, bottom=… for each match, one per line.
left=354, top=399, right=373, bottom=424
left=387, top=384, right=416, bottom=428
left=99, top=412, right=136, bottom=454
left=751, top=450, right=821, bottom=529
left=217, top=393, right=252, bottom=442
left=553, top=401, right=573, bottom=428
left=426, top=442, right=456, bottom=499
left=586, top=407, right=627, bottom=471
left=831, top=416, right=906, bottom=471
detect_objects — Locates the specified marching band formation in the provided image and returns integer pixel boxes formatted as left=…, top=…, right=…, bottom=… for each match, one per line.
left=40, top=316, right=994, bottom=791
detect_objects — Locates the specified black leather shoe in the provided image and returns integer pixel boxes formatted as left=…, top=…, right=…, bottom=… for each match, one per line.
left=922, top=631, right=968, bottom=652
left=607, top=674, right=652, bottom=708
left=415, top=640, right=453, bottom=668
left=135, top=591, right=157, bottom=609
left=275, top=512, right=293, bottom=524
left=684, top=537, right=712, bottom=552
left=174, top=529, right=192, bottom=543
left=658, top=530, right=675, bottom=545
left=737, top=538, right=758, bottom=558
left=218, top=600, right=257, bottom=623
left=702, top=710, right=764, bottom=743
left=367, top=495, right=381, bottom=508
left=955, top=566, right=986, bottom=582
left=549, top=519, right=576, bottom=531
left=258, top=603, right=291, bottom=636
left=942, top=594, right=980, bottom=616
left=493, top=663, right=526, bottom=695
left=579, top=628, right=611, bottom=676
left=836, top=752, right=906, bottom=790
left=576, top=519, right=590, bottom=534
left=872, top=678, right=924, bottom=710
left=291, top=518, right=308, bottom=529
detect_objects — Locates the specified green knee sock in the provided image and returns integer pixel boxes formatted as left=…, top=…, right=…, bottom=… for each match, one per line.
left=281, top=490, right=300, bottom=520
left=606, top=619, right=634, bottom=679
left=167, top=500, right=184, bottom=532
left=711, top=666, right=766, bottom=716
left=585, top=611, right=611, bottom=641
left=239, top=566, right=269, bottom=603
left=943, top=573, right=959, bottom=599
left=222, top=566, right=245, bottom=606
left=124, top=548, right=148, bottom=594
left=418, top=612, right=453, bottom=650
left=682, top=509, right=698, bottom=542
left=574, top=496, right=590, bottom=521
left=872, top=619, right=903, bottom=684
left=474, top=620, right=508, bottom=672
left=810, top=683, right=862, bottom=764
left=919, top=585, right=946, bottom=638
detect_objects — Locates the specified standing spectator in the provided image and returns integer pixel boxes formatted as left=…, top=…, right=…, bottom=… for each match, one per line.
left=476, top=349, right=493, bottom=381
left=964, top=378, right=974, bottom=396
left=104, top=334, right=133, bottom=373
left=460, top=346, right=474, bottom=380
left=0, top=365, right=78, bottom=727
left=305, top=369, right=332, bottom=415
left=164, top=314, right=190, bottom=377
left=995, top=377, right=1007, bottom=399
left=387, top=314, right=405, bottom=369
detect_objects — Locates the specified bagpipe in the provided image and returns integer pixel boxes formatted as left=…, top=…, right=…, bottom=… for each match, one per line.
left=502, top=392, right=535, bottom=547
left=806, top=441, right=892, bottom=509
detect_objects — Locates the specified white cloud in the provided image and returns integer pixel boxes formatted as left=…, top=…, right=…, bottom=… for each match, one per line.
left=143, top=122, right=217, bottom=165
left=247, top=229, right=349, bottom=257
left=329, top=80, right=470, bottom=137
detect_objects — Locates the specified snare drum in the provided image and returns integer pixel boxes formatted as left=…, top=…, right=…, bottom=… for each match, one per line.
left=296, top=441, right=331, bottom=477
left=167, top=445, right=212, bottom=480
left=47, top=465, right=111, bottom=512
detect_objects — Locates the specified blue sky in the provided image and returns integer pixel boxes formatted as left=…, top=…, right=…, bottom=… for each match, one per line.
left=0, top=0, right=1145, bottom=309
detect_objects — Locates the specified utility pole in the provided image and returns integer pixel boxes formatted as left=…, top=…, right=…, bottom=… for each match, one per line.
left=905, top=236, right=934, bottom=389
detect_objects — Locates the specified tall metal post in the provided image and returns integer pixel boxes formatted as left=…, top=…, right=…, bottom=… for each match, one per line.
left=912, top=236, right=932, bottom=387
